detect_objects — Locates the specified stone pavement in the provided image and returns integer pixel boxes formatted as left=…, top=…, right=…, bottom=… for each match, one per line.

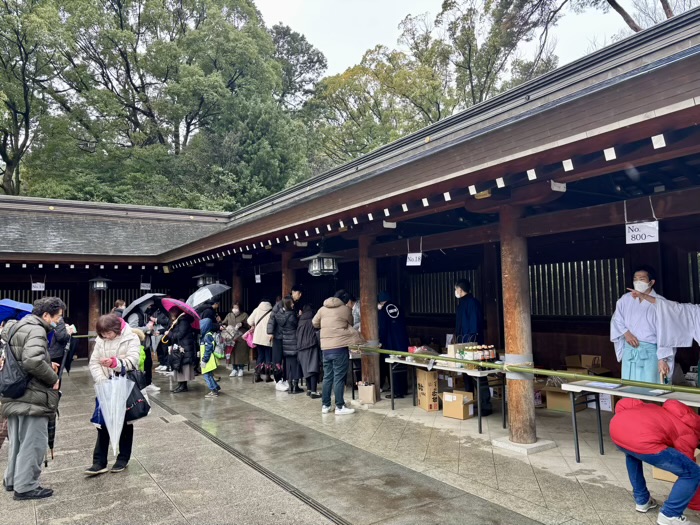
left=0, top=364, right=696, bottom=525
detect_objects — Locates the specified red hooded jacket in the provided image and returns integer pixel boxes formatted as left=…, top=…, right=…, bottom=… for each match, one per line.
left=610, top=398, right=700, bottom=458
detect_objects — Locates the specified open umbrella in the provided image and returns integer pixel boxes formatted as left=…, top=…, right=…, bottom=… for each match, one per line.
left=160, top=298, right=201, bottom=330
left=186, top=284, right=230, bottom=308
left=0, top=299, right=33, bottom=324
left=121, top=293, right=166, bottom=322
left=95, top=375, right=134, bottom=456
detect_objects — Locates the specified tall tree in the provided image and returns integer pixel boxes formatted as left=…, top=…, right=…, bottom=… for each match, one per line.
left=572, top=0, right=699, bottom=33
left=270, top=24, right=327, bottom=109
left=0, top=0, right=59, bottom=195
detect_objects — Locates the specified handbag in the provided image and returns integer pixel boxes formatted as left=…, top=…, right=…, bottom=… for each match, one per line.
left=125, top=386, right=150, bottom=422
left=243, top=330, right=256, bottom=349
left=202, top=355, right=218, bottom=374
left=90, top=398, right=106, bottom=427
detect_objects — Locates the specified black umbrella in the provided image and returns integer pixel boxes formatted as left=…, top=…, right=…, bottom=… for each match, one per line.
left=46, top=347, right=69, bottom=466
left=121, top=293, right=166, bottom=322
left=186, top=284, right=230, bottom=307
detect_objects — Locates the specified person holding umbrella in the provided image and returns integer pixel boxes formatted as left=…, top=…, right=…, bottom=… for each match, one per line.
left=85, top=314, right=140, bottom=476
left=160, top=299, right=200, bottom=393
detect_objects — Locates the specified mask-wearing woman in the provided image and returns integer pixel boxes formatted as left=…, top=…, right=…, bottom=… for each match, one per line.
left=85, top=314, right=140, bottom=477
left=163, top=308, right=196, bottom=393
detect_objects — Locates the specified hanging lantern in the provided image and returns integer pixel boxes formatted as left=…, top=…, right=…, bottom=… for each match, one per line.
left=300, top=241, right=341, bottom=277
left=193, top=273, right=219, bottom=288
left=89, top=276, right=111, bottom=291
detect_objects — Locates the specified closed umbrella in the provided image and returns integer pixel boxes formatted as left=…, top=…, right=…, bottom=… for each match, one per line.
left=121, top=293, right=166, bottom=322
left=94, top=376, right=134, bottom=456
left=0, top=299, right=33, bottom=324
left=186, top=284, right=230, bottom=308
left=160, top=298, right=201, bottom=330
left=45, top=349, right=69, bottom=465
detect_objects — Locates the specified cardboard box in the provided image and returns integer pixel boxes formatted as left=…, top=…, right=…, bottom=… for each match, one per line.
left=439, top=391, right=475, bottom=420
left=417, top=369, right=439, bottom=412
left=358, top=384, right=377, bottom=405
left=543, top=386, right=586, bottom=413
left=565, top=355, right=610, bottom=376
left=438, top=372, right=465, bottom=393
left=653, top=449, right=700, bottom=482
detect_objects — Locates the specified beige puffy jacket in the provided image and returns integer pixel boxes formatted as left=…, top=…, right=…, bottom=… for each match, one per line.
left=89, top=320, right=141, bottom=384
left=247, top=302, right=273, bottom=347
left=312, top=298, right=365, bottom=350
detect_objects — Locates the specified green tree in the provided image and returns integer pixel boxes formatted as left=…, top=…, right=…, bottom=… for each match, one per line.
left=270, top=24, right=327, bottom=110
left=0, top=0, right=60, bottom=195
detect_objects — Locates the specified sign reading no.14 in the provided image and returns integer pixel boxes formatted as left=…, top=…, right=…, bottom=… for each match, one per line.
left=626, top=221, right=659, bottom=245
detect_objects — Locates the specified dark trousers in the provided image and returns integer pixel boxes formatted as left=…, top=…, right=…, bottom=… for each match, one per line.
left=307, top=373, right=318, bottom=393
left=93, top=423, right=133, bottom=468
left=256, top=345, right=272, bottom=366
left=156, top=341, right=168, bottom=366
left=380, top=354, right=408, bottom=397
left=144, top=347, right=153, bottom=386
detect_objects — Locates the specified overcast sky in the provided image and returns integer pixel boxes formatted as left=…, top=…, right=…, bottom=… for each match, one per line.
left=255, top=0, right=631, bottom=76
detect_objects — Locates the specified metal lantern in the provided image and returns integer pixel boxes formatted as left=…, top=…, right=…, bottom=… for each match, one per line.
left=89, top=276, right=111, bottom=291
left=193, top=273, right=219, bottom=288
left=300, top=250, right=341, bottom=277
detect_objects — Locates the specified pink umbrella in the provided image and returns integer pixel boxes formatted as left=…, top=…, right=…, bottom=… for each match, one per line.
left=160, top=298, right=201, bottom=330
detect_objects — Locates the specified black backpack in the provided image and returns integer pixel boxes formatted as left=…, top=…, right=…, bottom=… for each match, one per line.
left=0, top=321, right=30, bottom=399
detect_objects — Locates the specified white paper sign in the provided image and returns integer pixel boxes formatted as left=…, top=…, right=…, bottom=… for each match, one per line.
left=406, top=253, right=423, bottom=266
left=31, top=282, right=45, bottom=292
left=626, top=221, right=659, bottom=244
left=255, top=274, right=261, bottom=284
left=140, top=282, right=151, bottom=291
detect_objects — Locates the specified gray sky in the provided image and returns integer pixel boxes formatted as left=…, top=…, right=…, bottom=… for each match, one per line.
left=255, top=0, right=630, bottom=76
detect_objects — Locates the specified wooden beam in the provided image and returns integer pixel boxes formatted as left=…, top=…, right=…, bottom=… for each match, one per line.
left=520, top=185, right=700, bottom=238
left=464, top=180, right=565, bottom=214
left=369, top=225, right=500, bottom=258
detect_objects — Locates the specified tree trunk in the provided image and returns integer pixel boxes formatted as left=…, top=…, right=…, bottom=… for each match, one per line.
left=2, top=161, right=20, bottom=195
left=607, top=0, right=644, bottom=32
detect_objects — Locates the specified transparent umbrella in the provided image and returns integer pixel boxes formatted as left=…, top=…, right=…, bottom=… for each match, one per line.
left=94, top=375, right=133, bottom=456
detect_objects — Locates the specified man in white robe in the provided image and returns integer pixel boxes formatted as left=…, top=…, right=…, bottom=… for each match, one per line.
left=611, top=266, right=675, bottom=383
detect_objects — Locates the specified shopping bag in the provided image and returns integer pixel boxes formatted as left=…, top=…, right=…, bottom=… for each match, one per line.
left=202, top=355, right=218, bottom=374
left=90, top=398, right=106, bottom=427
left=243, top=330, right=256, bottom=349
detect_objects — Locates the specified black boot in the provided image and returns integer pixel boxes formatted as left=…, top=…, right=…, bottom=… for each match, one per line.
left=172, top=382, right=188, bottom=393
left=264, top=364, right=274, bottom=383
left=290, top=380, right=303, bottom=394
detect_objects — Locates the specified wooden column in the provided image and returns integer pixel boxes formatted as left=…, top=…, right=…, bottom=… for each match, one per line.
left=500, top=205, right=536, bottom=444
left=87, top=286, right=101, bottom=360
left=281, top=251, right=294, bottom=298
left=359, top=235, right=381, bottom=398
left=232, top=263, right=242, bottom=305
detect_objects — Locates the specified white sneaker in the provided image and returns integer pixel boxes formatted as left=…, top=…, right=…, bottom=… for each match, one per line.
left=636, top=497, right=658, bottom=513
left=156, top=365, right=166, bottom=371
left=657, top=513, right=687, bottom=525
left=237, top=369, right=244, bottom=377
left=335, top=406, right=355, bottom=416
left=276, top=381, right=289, bottom=392
left=321, top=405, right=332, bottom=414
left=229, top=370, right=237, bottom=377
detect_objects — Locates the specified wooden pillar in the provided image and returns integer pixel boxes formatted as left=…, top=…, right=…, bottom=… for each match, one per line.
left=281, top=251, right=294, bottom=298
left=88, top=286, right=100, bottom=360
left=482, top=242, right=503, bottom=350
left=500, top=205, right=536, bottom=444
left=232, top=263, right=242, bottom=305
left=359, top=235, right=381, bottom=398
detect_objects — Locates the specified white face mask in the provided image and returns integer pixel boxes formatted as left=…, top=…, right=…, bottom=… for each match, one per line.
left=633, top=281, right=650, bottom=293
left=455, top=291, right=462, bottom=299
left=232, top=309, right=240, bottom=315
left=377, top=304, right=383, bottom=311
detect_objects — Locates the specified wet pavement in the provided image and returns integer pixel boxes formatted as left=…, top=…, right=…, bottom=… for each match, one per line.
left=2, top=364, right=689, bottom=525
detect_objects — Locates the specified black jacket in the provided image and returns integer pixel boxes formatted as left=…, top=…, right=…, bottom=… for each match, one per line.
left=270, top=309, right=298, bottom=356
left=296, top=310, right=318, bottom=352
left=455, top=295, right=484, bottom=344
left=166, top=315, right=196, bottom=370
left=48, top=320, right=71, bottom=363
left=268, top=301, right=285, bottom=339
left=196, top=302, right=218, bottom=323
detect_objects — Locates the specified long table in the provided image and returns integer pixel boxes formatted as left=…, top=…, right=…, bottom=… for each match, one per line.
left=385, top=357, right=506, bottom=434
left=561, top=380, right=700, bottom=463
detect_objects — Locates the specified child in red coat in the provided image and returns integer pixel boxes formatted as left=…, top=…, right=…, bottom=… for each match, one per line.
left=610, top=398, right=700, bottom=525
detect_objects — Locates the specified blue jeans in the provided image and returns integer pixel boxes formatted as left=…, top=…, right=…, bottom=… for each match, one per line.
left=203, top=372, right=219, bottom=391
left=256, top=345, right=272, bottom=365
left=322, top=349, right=349, bottom=409
left=619, top=446, right=700, bottom=517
